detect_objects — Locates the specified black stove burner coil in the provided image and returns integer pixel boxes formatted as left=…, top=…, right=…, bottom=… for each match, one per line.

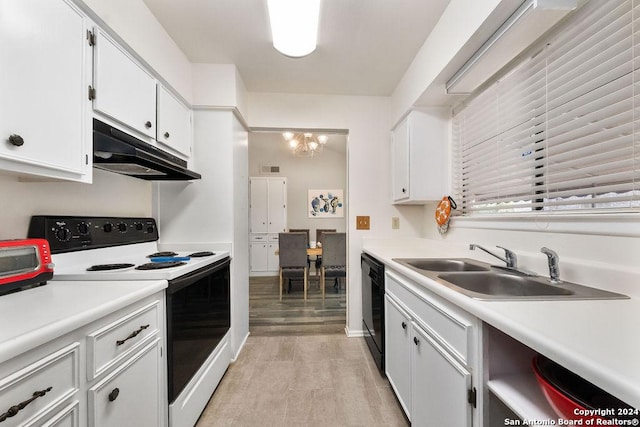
left=147, top=251, right=178, bottom=258
left=136, top=261, right=187, bottom=270
left=188, top=251, right=215, bottom=257
left=87, top=263, right=135, bottom=271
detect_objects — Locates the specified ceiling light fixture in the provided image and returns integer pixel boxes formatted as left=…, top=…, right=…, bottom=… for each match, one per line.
left=267, top=0, right=321, bottom=58
left=283, top=132, right=328, bottom=157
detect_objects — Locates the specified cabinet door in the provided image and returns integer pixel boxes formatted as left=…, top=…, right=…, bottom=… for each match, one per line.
left=391, top=118, right=410, bottom=202
left=411, top=322, right=472, bottom=427
left=88, top=340, right=162, bottom=427
left=93, top=28, right=156, bottom=138
left=384, top=295, right=412, bottom=419
left=157, top=85, right=192, bottom=158
left=267, top=243, right=280, bottom=272
left=0, top=0, right=90, bottom=181
left=267, top=179, right=287, bottom=233
left=250, top=243, right=268, bottom=272
left=250, top=179, right=269, bottom=233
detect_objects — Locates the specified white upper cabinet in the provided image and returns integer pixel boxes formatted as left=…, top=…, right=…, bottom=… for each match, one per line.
left=250, top=177, right=287, bottom=234
left=157, top=85, right=192, bottom=158
left=92, top=27, right=157, bottom=138
left=0, top=0, right=92, bottom=182
left=391, top=109, right=449, bottom=204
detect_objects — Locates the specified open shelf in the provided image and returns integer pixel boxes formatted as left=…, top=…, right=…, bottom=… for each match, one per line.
left=488, top=373, right=558, bottom=421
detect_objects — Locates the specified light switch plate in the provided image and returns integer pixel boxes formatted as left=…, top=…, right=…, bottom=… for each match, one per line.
left=356, top=216, right=370, bottom=230
left=392, top=217, right=400, bottom=229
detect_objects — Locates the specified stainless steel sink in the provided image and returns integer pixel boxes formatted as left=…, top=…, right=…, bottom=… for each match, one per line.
left=436, top=271, right=628, bottom=301
left=393, top=258, right=490, bottom=272
left=392, top=257, right=628, bottom=301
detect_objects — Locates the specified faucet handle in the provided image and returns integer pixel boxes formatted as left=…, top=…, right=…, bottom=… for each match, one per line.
left=496, top=246, right=517, bottom=268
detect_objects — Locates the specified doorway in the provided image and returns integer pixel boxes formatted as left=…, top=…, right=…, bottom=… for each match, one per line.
left=247, top=130, right=348, bottom=335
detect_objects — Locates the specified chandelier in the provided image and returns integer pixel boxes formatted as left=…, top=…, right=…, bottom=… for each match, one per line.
left=283, top=132, right=328, bottom=157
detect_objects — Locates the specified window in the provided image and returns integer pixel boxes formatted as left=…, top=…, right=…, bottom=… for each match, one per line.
left=452, top=0, right=640, bottom=215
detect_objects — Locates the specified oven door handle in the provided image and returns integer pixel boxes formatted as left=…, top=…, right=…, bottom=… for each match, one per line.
left=167, top=257, right=230, bottom=294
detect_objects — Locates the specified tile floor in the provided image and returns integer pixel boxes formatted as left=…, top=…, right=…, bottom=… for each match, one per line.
left=196, top=334, right=409, bottom=426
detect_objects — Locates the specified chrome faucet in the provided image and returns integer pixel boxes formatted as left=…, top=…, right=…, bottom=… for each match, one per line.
left=541, top=247, right=560, bottom=283
left=469, top=244, right=518, bottom=269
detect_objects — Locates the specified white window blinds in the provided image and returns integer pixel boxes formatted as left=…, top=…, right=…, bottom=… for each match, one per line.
left=452, top=0, right=640, bottom=215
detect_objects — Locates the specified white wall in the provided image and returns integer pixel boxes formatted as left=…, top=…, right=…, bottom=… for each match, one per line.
left=248, top=132, right=347, bottom=237
left=192, top=64, right=249, bottom=119
left=248, top=93, right=426, bottom=334
left=0, top=169, right=151, bottom=240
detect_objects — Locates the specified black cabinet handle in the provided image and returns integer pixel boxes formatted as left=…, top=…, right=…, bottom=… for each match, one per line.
left=402, top=188, right=407, bottom=193
left=116, top=324, right=150, bottom=346
left=413, top=337, right=419, bottom=346
left=0, top=387, right=52, bottom=422
left=108, top=388, right=119, bottom=402
left=8, top=134, right=24, bottom=147
left=145, top=121, right=152, bottom=129
left=401, top=321, right=407, bottom=330
left=164, top=132, right=170, bottom=139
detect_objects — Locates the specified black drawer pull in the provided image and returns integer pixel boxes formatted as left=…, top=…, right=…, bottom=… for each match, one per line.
left=145, top=121, right=152, bottom=129
left=401, top=321, right=407, bottom=330
left=108, top=388, right=120, bottom=402
left=116, top=324, right=150, bottom=346
left=0, top=387, right=52, bottom=422
left=413, top=337, right=419, bottom=346
left=164, top=132, right=170, bottom=139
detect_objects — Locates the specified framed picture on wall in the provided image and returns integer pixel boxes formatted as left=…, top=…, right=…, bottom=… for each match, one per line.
left=308, top=189, right=344, bottom=218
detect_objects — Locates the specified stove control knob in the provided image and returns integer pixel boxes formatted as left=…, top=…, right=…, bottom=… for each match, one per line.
left=103, top=223, right=113, bottom=233
left=117, top=223, right=128, bottom=233
left=77, top=222, right=90, bottom=235
left=134, top=222, right=144, bottom=231
left=55, top=227, right=71, bottom=242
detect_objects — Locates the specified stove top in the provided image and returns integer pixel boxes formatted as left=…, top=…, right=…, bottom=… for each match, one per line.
left=28, top=216, right=228, bottom=281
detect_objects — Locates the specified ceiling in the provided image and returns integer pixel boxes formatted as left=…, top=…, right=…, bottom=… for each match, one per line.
left=142, top=0, right=451, bottom=96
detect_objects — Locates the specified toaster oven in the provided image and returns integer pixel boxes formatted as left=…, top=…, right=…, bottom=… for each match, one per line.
left=0, top=239, right=54, bottom=295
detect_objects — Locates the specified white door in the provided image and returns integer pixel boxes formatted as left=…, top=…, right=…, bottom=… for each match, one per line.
left=384, top=295, right=412, bottom=419
left=250, top=179, right=269, bottom=233
left=411, top=322, right=472, bottom=427
left=93, top=28, right=156, bottom=138
left=0, top=0, right=89, bottom=178
left=250, top=243, right=268, bottom=272
left=267, top=243, right=280, bottom=271
left=267, top=179, right=286, bottom=233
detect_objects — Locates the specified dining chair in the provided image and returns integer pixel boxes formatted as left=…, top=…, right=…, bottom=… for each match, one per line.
left=314, top=228, right=336, bottom=268
left=320, top=232, right=346, bottom=300
left=289, top=228, right=311, bottom=270
left=278, top=232, right=309, bottom=300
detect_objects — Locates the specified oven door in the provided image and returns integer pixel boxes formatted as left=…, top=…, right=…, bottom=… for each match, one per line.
left=166, top=257, right=230, bottom=403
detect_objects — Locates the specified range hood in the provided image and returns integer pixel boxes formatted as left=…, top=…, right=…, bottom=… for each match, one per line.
left=93, top=119, right=201, bottom=181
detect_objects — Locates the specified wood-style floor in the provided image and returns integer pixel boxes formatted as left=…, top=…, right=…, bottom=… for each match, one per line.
left=249, top=274, right=347, bottom=336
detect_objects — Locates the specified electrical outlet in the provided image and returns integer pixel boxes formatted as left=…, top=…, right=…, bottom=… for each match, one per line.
left=356, top=216, right=370, bottom=230
left=392, top=217, right=400, bottom=229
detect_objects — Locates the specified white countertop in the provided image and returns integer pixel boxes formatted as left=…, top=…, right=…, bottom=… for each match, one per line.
left=362, top=238, right=640, bottom=409
left=0, top=279, right=167, bottom=365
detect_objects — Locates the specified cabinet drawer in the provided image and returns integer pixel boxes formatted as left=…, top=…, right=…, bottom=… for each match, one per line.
left=267, top=234, right=279, bottom=243
left=250, top=234, right=268, bottom=243
left=87, top=300, right=160, bottom=380
left=88, top=339, right=162, bottom=427
left=0, top=344, right=79, bottom=427
left=386, top=271, right=474, bottom=366
left=39, top=400, right=80, bottom=427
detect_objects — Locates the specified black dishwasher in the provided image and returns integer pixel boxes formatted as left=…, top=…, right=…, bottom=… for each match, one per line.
left=361, top=253, right=385, bottom=374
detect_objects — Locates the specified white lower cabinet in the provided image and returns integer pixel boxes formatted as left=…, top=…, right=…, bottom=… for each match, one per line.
left=385, top=271, right=481, bottom=426
left=250, top=233, right=279, bottom=275
left=0, top=293, right=166, bottom=427
left=88, top=340, right=161, bottom=427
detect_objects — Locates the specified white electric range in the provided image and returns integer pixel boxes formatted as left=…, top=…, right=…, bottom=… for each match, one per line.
left=28, top=216, right=232, bottom=427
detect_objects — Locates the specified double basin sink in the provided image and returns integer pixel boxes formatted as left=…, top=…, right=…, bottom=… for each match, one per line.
left=393, top=258, right=628, bottom=301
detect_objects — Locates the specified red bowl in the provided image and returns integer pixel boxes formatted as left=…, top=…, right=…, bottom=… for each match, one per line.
left=532, top=355, right=610, bottom=423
